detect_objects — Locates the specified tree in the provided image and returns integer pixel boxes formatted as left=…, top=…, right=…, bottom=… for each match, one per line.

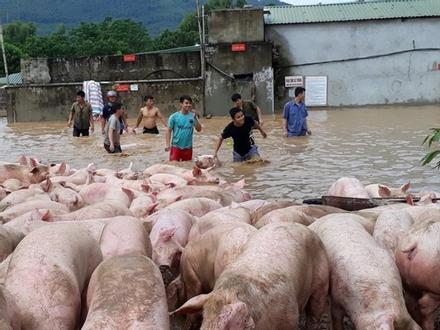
left=4, top=21, right=37, bottom=47
left=0, top=43, right=23, bottom=76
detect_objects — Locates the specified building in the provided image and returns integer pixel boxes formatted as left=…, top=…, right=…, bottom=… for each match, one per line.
left=265, top=0, right=440, bottom=108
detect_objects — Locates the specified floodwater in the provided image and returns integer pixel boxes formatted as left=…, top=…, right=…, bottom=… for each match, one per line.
left=0, top=105, right=439, bottom=200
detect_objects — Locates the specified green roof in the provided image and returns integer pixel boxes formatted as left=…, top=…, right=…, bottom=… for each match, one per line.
left=0, top=73, right=22, bottom=85
left=264, top=0, right=440, bottom=25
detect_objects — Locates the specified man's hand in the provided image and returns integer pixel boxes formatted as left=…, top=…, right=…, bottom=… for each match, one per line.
left=283, top=131, right=288, bottom=137
left=261, top=131, right=267, bottom=139
left=165, top=146, right=170, bottom=152
left=90, top=127, right=94, bottom=133
left=307, top=130, right=312, bottom=135
left=109, top=144, right=115, bottom=152
left=67, top=121, right=72, bottom=128
left=259, top=120, right=263, bottom=127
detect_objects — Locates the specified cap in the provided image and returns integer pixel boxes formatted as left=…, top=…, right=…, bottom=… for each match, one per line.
left=107, top=91, right=117, bottom=97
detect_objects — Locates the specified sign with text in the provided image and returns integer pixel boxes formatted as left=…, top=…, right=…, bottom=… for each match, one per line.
left=231, top=43, right=246, bottom=52
left=115, top=84, right=130, bottom=92
left=285, top=75, right=303, bottom=88
left=123, top=54, right=136, bottom=62
left=130, top=84, right=139, bottom=92
left=305, top=76, right=328, bottom=106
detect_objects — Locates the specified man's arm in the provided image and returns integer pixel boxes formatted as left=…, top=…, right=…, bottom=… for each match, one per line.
left=157, top=109, right=167, bottom=128
left=89, top=107, right=94, bottom=132
left=194, top=115, right=202, bottom=132
left=213, top=135, right=224, bottom=159
left=100, top=117, right=106, bottom=134
left=254, top=122, right=267, bottom=139
left=67, top=105, right=74, bottom=127
left=282, top=118, right=288, bottom=137
left=134, top=110, right=143, bottom=129
left=108, top=128, right=115, bottom=151
left=304, top=119, right=312, bottom=135
left=165, top=127, right=172, bottom=151
left=256, top=106, right=263, bottom=126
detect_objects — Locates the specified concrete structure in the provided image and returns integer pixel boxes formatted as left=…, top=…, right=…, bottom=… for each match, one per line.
left=6, top=50, right=203, bottom=122
left=265, top=0, right=440, bottom=109
left=205, top=9, right=273, bottom=117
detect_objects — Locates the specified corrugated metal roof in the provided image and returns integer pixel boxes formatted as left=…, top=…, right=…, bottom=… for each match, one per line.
left=141, top=45, right=200, bottom=55
left=264, top=0, right=440, bottom=25
left=0, top=73, right=22, bottom=85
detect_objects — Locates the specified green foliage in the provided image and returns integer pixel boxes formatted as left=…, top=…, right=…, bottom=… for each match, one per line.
left=0, top=43, right=23, bottom=76
left=422, top=128, right=440, bottom=169
left=4, top=21, right=36, bottom=47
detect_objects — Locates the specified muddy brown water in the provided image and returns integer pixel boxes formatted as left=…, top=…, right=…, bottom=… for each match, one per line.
left=1, top=105, right=439, bottom=200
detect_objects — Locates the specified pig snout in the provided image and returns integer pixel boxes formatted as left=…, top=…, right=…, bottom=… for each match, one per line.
left=159, top=265, right=174, bottom=287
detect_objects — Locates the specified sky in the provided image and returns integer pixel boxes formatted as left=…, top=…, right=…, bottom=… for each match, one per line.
left=282, top=0, right=355, bottom=4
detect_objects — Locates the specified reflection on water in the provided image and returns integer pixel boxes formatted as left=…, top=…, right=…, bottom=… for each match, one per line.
left=1, top=105, right=439, bottom=200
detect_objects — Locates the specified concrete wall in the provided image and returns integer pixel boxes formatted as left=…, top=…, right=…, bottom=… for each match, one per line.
left=205, top=42, right=273, bottom=116
left=208, top=9, right=264, bottom=44
left=22, top=51, right=201, bottom=84
left=266, top=18, right=440, bottom=109
left=0, top=89, right=7, bottom=115
left=6, top=80, right=202, bottom=123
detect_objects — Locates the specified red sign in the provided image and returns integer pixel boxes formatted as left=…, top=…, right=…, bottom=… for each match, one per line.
left=231, top=43, right=246, bottom=52
left=115, top=84, right=130, bottom=92
left=123, top=54, right=136, bottom=62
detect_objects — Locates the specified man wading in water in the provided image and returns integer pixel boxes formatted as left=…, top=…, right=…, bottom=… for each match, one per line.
left=283, top=86, right=311, bottom=137
left=134, top=95, right=167, bottom=134
left=103, top=103, right=123, bottom=154
left=67, top=90, right=94, bottom=137
left=214, top=107, right=267, bottom=162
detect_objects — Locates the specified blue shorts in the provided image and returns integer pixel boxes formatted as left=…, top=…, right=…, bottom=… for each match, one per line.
left=233, top=145, right=260, bottom=162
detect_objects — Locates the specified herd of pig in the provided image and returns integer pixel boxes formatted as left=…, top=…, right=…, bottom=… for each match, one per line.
left=0, top=157, right=440, bottom=330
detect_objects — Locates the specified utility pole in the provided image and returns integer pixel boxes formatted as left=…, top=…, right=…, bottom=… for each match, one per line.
left=0, top=22, right=9, bottom=85
left=196, top=0, right=206, bottom=116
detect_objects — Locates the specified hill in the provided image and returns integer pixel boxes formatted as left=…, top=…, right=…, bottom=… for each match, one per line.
left=0, top=0, right=286, bottom=35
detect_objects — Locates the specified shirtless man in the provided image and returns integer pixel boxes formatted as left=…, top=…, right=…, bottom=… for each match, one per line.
left=134, top=95, right=167, bottom=134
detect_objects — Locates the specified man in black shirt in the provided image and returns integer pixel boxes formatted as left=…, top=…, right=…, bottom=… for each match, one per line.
left=214, top=107, right=267, bottom=162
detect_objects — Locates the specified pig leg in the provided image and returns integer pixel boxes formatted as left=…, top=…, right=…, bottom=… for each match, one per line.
left=419, top=293, right=440, bottom=330
left=331, top=303, right=346, bottom=330
left=306, top=276, right=331, bottom=329
left=181, top=262, right=203, bottom=330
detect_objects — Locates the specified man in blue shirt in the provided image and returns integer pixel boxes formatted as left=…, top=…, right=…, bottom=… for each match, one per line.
left=282, top=87, right=312, bottom=137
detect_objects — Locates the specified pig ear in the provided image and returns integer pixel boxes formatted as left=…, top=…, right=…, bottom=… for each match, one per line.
left=29, top=158, right=38, bottom=168
left=18, top=155, right=28, bottom=166
left=145, top=203, right=158, bottom=216
left=58, top=162, right=66, bottom=174
left=378, top=185, right=391, bottom=198
left=30, top=167, right=39, bottom=174
left=160, top=227, right=177, bottom=241
left=87, top=163, right=97, bottom=174
left=41, top=210, right=54, bottom=222
left=192, top=166, right=202, bottom=177
left=171, top=293, right=211, bottom=315
left=41, top=178, right=52, bottom=193
left=233, top=179, right=246, bottom=190
left=406, top=195, right=414, bottom=206
left=121, top=187, right=135, bottom=202
left=400, top=182, right=411, bottom=193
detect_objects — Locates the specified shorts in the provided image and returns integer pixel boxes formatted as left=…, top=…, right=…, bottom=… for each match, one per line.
left=170, top=146, right=193, bottom=162
left=73, top=127, right=89, bottom=137
left=104, top=144, right=122, bottom=154
left=233, top=144, right=260, bottom=162
left=143, top=126, right=159, bottom=134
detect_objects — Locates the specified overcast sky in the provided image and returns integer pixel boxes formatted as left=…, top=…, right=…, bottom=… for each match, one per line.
left=282, top=0, right=355, bottom=5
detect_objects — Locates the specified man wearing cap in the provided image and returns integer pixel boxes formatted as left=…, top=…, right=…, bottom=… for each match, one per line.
left=100, top=91, right=129, bottom=135
left=282, top=87, right=311, bottom=137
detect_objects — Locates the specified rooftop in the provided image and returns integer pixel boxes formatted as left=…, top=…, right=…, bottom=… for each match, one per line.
left=0, top=73, right=22, bottom=86
left=264, top=0, right=440, bottom=25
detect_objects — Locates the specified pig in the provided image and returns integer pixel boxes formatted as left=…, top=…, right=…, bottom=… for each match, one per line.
left=0, top=163, right=48, bottom=185
left=129, top=193, right=158, bottom=218
left=174, top=223, right=331, bottom=330
left=195, top=155, right=217, bottom=169
left=0, top=187, right=7, bottom=201
left=396, top=219, right=440, bottom=329
left=373, top=210, right=414, bottom=258
left=161, top=197, right=222, bottom=217
left=4, top=209, right=53, bottom=235
left=156, top=186, right=234, bottom=208
left=1, top=179, right=26, bottom=192
left=149, top=209, right=195, bottom=283
left=148, top=173, right=189, bottom=187
left=40, top=179, right=84, bottom=211
left=82, top=256, right=170, bottom=330
left=310, top=214, right=420, bottom=329
left=0, top=200, right=68, bottom=223
left=78, top=183, right=135, bottom=208
left=99, top=218, right=152, bottom=259
left=0, top=186, right=49, bottom=210
left=0, top=225, right=24, bottom=262
left=402, top=205, right=440, bottom=223
left=254, top=207, right=315, bottom=229
left=188, top=206, right=252, bottom=241
left=180, top=222, right=257, bottom=302
left=115, top=162, right=138, bottom=180
left=48, top=161, right=71, bottom=177
left=52, top=201, right=132, bottom=222
left=237, top=199, right=271, bottom=213
left=365, top=182, right=411, bottom=198
left=4, top=224, right=102, bottom=329
left=51, top=163, right=96, bottom=185
left=143, top=164, right=222, bottom=185
left=250, top=200, right=298, bottom=224
left=104, top=176, right=150, bottom=193
left=0, top=285, right=21, bottom=330
left=327, top=177, right=370, bottom=199
left=0, top=255, right=11, bottom=284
